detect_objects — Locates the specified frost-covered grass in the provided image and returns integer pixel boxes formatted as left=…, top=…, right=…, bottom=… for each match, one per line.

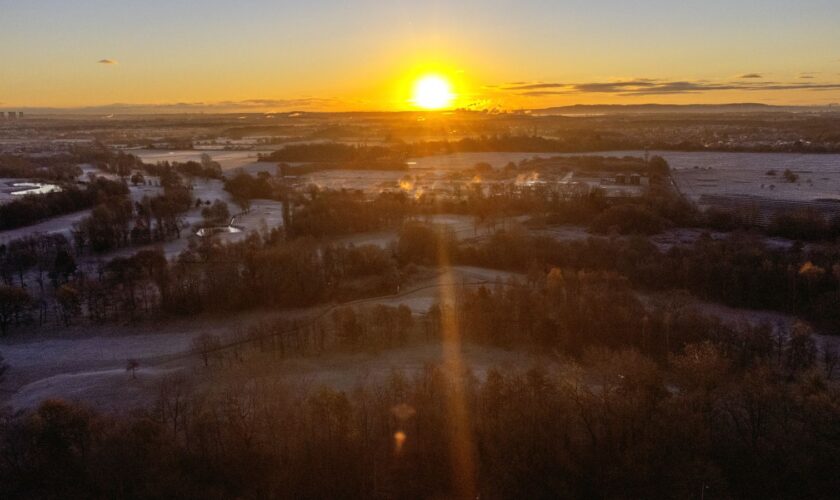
left=0, top=266, right=522, bottom=412
left=133, top=150, right=263, bottom=171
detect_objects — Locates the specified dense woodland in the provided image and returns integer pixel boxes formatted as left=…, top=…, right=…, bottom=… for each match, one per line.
left=0, top=178, right=128, bottom=231
left=0, top=154, right=82, bottom=180
left=1, top=152, right=840, bottom=333
left=1, top=332, right=838, bottom=498
left=2, top=229, right=839, bottom=497
left=2, top=145, right=840, bottom=498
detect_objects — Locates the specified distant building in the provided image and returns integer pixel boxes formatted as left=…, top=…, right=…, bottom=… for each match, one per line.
left=629, top=173, right=641, bottom=185
left=615, top=173, right=626, bottom=185
left=17, top=112, right=24, bottom=119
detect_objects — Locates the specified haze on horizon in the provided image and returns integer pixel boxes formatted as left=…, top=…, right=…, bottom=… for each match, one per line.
left=1, top=0, right=839, bottom=112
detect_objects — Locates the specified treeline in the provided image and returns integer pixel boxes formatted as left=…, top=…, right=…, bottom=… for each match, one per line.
left=0, top=234, right=76, bottom=288
left=0, top=178, right=128, bottom=231
left=73, top=145, right=218, bottom=181
left=223, top=268, right=815, bottom=369
left=141, top=154, right=223, bottom=181
left=4, top=155, right=839, bottom=332
left=405, top=134, right=636, bottom=156
left=227, top=155, right=691, bottom=241
left=2, top=346, right=838, bottom=498
left=261, top=135, right=639, bottom=164
left=263, top=142, right=405, bottom=162
left=161, top=237, right=400, bottom=316
left=0, top=154, right=82, bottom=180
left=0, top=231, right=405, bottom=332
left=447, top=273, right=829, bottom=369
left=515, top=153, right=659, bottom=173
left=72, top=171, right=193, bottom=253
left=0, top=149, right=221, bottom=235
left=768, top=209, right=840, bottom=241
left=226, top=303, right=414, bottom=360
left=78, top=146, right=145, bottom=177
left=224, top=171, right=275, bottom=201
left=287, top=190, right=411, bottom=238
left=448, top=228, right=840, bottom=331
left=74, top=144, right=222, bottom=182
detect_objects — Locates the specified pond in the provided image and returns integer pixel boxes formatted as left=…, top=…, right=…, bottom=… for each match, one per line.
left=195, top=225, right=243, bottom=237
left=10, top=182, right=63, bottom=196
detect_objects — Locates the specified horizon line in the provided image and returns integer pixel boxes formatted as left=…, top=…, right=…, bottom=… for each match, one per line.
left=4, top=101, right=840, bottom=116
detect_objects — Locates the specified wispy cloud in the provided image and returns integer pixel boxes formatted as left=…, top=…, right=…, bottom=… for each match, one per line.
left=738, top=73, right=763, bottom=79
left=500, top=78, right=840, bottom=97
left=97, top=59, right=118, bottom=65
left=502, top=82, right=568, bottom=91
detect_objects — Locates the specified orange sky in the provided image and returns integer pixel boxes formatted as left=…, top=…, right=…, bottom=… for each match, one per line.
left=1, top=1, right=839, bottom=111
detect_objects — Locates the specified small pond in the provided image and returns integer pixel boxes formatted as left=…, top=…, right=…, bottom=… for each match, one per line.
left=10, top=182, right=63, bottom=196
left=195, top=225, right=243, bottom=237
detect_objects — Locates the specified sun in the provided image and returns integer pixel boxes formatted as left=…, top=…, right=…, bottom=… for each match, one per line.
left=411, top=75, right=455, bottom=110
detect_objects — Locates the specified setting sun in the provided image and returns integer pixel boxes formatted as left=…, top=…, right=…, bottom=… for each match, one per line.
left=411, top=75, right=455, bottom=110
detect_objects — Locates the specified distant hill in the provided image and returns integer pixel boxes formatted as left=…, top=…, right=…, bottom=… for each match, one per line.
left=531, top=103, right=836, bottom=115
left=9, top=102, right=839, bottom=117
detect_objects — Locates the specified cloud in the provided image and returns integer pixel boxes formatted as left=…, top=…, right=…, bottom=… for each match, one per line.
left=799, top=73, right=815, bottom=79
left=97, top=59, right=118, bottom=65
left=502, top=82, right=567, bottom=91
left=501, top=78, right=840, bottom=97
left=738, top=73, right=763, bottom=79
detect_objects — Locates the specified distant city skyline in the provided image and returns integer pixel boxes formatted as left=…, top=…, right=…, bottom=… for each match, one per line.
left=1, top=0, right=839, bottom=110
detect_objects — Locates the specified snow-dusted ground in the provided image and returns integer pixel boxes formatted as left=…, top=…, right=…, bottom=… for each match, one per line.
left=530, top=225, right=591, bottom=243
left=408, top=151, right=840, bottom=203
left=643, top=292, right=840, bottom=354
left=300, top=170, right=409, bottom=192
left=423, top=214, right=531, bottom=241
left=133, top=150, right=266, bottom=171
left=216, top=342, right=549, bottom=394
left=9, top=367, right=185, bottom=412
left=333, top=214, right=531, bottom=250
left=408, top=152, right=549, bottom=171
left=1, top=175, right=283, bottom=278
left=0, top=266, right=522, bottom=412
left=214, top=199, right=286, bottom=243
left=6, top=149, right=840, bottom=412
left=0, top=209, right=91, bottom=245
left=661, top=152, right=840, bottom=203
left=0, top=179, right=62, bottom=204
left=0, top=168, right=165, bottom=245
left=229, top=161, right=285, bottom=177
left=335, top=231, right=398, bottom=249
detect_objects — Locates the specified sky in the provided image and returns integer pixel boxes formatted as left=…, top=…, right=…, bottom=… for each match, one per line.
left=1, top=0, right=839, bottom=111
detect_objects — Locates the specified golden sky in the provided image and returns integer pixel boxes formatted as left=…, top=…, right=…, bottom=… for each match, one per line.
left=1, top=0, right=839, bottom=111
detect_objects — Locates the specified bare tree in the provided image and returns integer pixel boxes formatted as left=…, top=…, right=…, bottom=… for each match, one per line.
left=0, top=352, right=8, bottom=384
left=192, top=333, right=222, bottom=367
left=823, top=341, right=839, bottom=380
left=0, top=285, right=32, bottom=336
left=126, top=359, right=140, bottom=379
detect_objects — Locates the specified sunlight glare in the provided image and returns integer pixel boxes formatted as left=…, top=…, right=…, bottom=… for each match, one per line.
left=412, top=75, right=455, bottom=110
